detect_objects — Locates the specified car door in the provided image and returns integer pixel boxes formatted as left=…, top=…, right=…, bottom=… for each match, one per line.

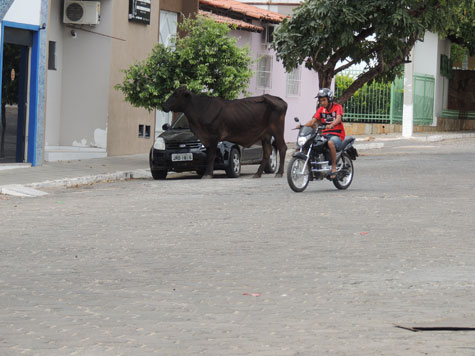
left=241, top=142, right=263, bottom=163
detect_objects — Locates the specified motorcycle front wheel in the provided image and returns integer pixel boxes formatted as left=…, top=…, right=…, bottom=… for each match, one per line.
left=287, top=156, right=310, bottom=192
left=333, top=153, right=354, bottom=190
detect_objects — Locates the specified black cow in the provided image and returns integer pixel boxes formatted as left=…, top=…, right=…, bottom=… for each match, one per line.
left=162, top=86, right=288, bottom=178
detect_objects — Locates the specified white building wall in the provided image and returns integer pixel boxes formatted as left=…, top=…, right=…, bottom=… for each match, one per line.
left=46, top=0, right=112, bottom=148
left=1, top=0, right=43, bottom=61
left=4, top=0, right=41, bottom=25
left=45, top=0, right=64, bottom=147
left=413, top=32, right=439, bottom=77
left=412, top=31, right=450, bottom=123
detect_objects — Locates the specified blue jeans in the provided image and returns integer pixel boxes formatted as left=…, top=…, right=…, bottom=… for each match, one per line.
left=326, top=135, right=342, bottom=151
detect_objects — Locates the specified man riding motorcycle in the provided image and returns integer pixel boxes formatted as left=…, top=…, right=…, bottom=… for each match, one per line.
left=296, top=88, right=345, bottom=179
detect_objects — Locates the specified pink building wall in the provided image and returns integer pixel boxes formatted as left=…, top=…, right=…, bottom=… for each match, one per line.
left=230, top=27, right=320, bottom=143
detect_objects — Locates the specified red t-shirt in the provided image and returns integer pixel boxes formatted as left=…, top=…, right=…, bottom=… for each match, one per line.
left=313, top=103, right=345, bottom=140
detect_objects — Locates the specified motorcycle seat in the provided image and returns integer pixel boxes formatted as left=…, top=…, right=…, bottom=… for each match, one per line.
left=337, top=136, right=355, bottom=152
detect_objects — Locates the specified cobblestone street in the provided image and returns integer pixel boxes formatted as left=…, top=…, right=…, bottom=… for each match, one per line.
left=1, top=139, right=475, bottom=355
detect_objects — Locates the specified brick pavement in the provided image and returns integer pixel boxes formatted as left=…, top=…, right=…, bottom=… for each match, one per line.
left=0, top=138, right=475, bottom=355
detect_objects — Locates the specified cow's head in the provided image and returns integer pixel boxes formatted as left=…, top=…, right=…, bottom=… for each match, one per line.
left=162, top=86, right=191, bottom=113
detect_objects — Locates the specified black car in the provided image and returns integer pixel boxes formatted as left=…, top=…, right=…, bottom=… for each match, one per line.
left=149, top=113, right=278, bottom=179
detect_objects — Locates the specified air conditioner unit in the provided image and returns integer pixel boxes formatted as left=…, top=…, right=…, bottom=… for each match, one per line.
left=63, top=0, right=100, bottom=25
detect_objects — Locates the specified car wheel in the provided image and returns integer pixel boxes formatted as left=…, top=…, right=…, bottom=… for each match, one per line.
left=151, top=169, right=167, bottom=180
left=264, top=145, right=278, bottom=174
left=225, top=148, right=241, bottom=178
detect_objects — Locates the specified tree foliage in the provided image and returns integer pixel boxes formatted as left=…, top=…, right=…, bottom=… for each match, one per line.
left=116, top=16, right=252, bottom=111
left=335, top=74, right=392, bottom=120
left=272, top=0, right=470, bottom=104
left=447, top=0, right=475, bottom=56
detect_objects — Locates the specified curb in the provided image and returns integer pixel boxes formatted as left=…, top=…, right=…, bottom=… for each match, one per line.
left=354, top=142, right=385, bottom=150
left=26, top=169, right=151, bottom=189
left=410, top=132, right=475, bottom=142
left=0, top=169, right=151, bottom=197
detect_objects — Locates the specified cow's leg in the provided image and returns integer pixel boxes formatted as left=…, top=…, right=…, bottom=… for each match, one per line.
left=202, top=144, right=217, bottom=179
left=274, top=135, right=287, bottom=178
left=272, top=112, right=287, bottom=178
left=267, top=111, right=287, bottom=178
left=254, top=136, right=272, bottom=178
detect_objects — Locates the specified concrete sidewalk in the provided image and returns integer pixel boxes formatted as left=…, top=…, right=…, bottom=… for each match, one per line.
left=0, top=154, right=150, bottom=197
left=1, top=131, right=474, bottom=196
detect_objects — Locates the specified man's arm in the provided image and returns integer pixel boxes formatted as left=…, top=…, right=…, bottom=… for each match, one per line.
left=296, top=116, right=319, bottom=128
left=327, top=114, right=342, bottom=129
left=303, top=116, right=319, bottom=127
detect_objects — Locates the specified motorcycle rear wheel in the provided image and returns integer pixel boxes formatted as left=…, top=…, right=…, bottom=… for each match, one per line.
left=287, top=156, right=310, bottom=192
left=333, top=153, right=354, bottom=190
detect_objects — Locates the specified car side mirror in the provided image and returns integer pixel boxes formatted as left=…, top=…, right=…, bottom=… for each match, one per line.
left=162, top=123, right=171, bottom=131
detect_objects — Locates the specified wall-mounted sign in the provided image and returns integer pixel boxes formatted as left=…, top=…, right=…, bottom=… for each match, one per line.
left=129, top=0, right=151, bottom=25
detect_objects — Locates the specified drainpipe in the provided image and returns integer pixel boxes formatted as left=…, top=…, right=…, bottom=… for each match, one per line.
left=402, top=50, right=414, bottom=138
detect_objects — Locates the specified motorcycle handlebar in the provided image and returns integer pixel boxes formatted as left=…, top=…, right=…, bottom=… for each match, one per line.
left=293, top=124, right=327, bottom=131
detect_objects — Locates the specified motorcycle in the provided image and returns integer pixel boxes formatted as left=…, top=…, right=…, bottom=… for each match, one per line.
left=287, top=118, right=358, bottom=192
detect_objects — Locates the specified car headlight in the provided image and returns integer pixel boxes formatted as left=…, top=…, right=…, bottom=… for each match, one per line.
left=297, top=135, right=310, bottom=147
left=153, top=137, right=165, bottom=150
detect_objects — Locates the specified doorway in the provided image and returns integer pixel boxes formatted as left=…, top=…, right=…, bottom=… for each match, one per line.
left=1, top=41, right=29, bottom=163
left=1, top=23, right=39, bottom=165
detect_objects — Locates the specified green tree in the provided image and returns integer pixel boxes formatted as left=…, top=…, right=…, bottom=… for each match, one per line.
left=335, top=74, right=392, bottom=120
left=447, top=0, right=475, bottom=56
left=272, top=0, right=470, bottom=104
left=116, top=16, right=252, bottom=111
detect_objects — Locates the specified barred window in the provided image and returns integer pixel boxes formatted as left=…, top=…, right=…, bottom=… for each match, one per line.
left=286, top=67, right=301, bottom=97
left=257, top=55, right=272, bottom=89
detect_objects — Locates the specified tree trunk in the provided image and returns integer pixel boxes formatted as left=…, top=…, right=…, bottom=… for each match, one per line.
left=337, top=67, right=383, bottom=104
left=336, top=36, right=418, bottom=104
left=318, top=71, right=333, bottom=91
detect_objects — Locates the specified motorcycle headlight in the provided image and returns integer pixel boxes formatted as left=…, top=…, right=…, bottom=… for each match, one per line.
left=297, top=135, right=310, bottom=147
left=153, top=137, right=165, bottom=150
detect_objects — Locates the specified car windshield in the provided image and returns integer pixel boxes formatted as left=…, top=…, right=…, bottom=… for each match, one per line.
left=171, top=113, right=190, bottom=130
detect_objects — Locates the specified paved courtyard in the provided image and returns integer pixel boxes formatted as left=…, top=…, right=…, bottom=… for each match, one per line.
left=1, top=139, right=475, bottom=355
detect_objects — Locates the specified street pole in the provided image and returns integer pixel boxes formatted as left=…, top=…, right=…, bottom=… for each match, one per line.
left=402, top=50, right=414, bottom=138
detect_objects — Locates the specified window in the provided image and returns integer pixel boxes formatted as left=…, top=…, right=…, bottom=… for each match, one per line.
left=159, top=10, right=178, bottom=49
left=48, top=41, right=56, bottom=70
left=262, top=25, right=275, bottom=44
left=156, top=10, right=178, bottom=136
left=257, top=55, right=273, bottom=89
left=286, top=67, right=301, bottom=97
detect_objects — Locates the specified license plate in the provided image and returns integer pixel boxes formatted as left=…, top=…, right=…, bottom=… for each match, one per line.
left=171, top=153, right=193, bottom=162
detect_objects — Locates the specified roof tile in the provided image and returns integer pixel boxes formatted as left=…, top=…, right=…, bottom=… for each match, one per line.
left=199, top=10, right=265, bottom=32
left=199, top=0, right=287, bottom=23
